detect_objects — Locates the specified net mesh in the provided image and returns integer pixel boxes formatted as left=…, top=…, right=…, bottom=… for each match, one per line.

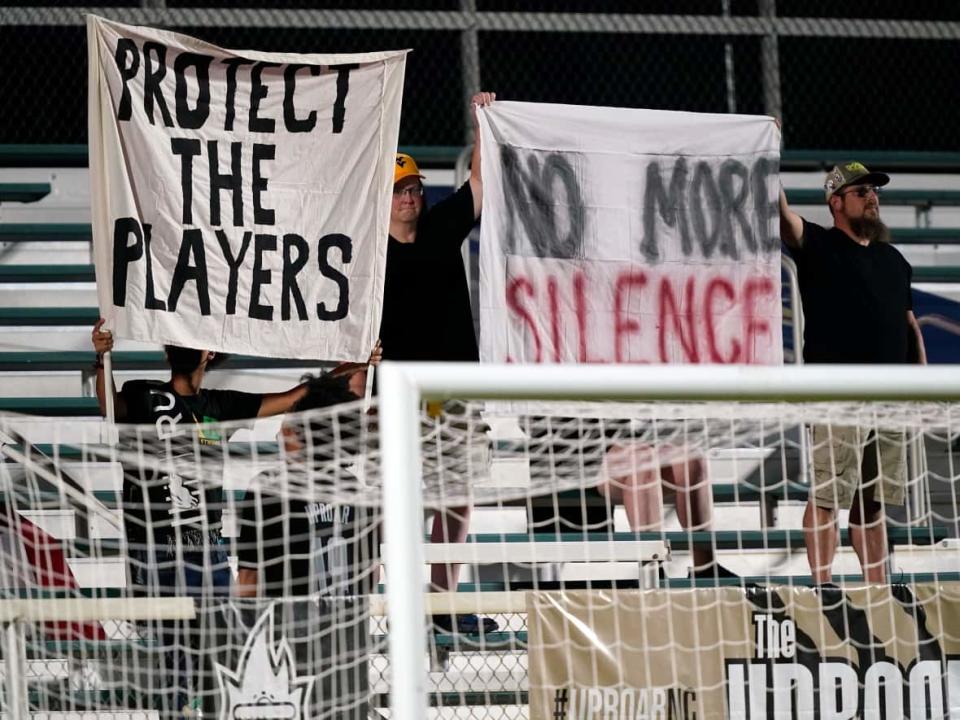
left=0, top=396, right=957, bottom=718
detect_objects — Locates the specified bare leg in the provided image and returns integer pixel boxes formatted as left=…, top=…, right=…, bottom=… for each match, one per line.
left=849, top=491, right=887, bottom=583
left=803, top=500, right=838, bottom=584
left=430, top=506, right=469, bottom=591
left=665, top=457, right=714, bottom=569
left=596, top=445, right=663, bottom=530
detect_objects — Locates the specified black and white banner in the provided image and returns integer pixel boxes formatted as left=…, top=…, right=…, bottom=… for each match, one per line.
left=87, top=16, right=406, bottom=360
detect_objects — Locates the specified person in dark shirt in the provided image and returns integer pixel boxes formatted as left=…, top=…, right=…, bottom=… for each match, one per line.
left=379, top=91, right=498, bottom=635
left=234, top=374, right=377, bottom=599
left=779, top=160, right=927, bottom=584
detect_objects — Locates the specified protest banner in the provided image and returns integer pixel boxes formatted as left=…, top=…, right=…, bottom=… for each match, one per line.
left=478, top=102, right=782, bottom=366
left=88, top=16, right=406, bottom=360
left=528, top=586, right=960, bottom=720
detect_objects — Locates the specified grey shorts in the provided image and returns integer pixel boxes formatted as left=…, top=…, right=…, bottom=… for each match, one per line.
left=810, top=425, right=907, bottom=510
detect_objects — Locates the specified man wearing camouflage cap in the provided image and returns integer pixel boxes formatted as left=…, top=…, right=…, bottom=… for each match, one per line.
left=779, top=161, right=926, bottom=585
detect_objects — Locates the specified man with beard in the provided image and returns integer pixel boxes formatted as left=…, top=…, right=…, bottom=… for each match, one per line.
left=779, top=161, right=927, bottom=584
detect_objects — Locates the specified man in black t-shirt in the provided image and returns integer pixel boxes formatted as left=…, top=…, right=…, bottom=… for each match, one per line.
left=779, top=160, right=927, bottom=585
left=378, top=91, right=499, bottom=635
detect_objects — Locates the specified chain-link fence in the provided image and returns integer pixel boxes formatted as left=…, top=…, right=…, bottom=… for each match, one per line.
left=1, top=2, right=958, bottom=152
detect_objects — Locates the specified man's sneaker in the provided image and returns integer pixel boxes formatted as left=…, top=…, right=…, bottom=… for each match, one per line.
left=432, top=613, right=499, bottom=635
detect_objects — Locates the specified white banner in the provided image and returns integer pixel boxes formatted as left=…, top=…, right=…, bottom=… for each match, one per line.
left=478, top=102, right=782, bottom=366
left=87, top=16, right=406, bottom=361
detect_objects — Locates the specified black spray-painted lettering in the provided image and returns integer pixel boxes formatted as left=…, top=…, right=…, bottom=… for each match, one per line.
left=173, top=53, right=213, bottom=130
left=208, top=140, right=244, bottom=227
left=317, top=234, right=351, bottom=321
left=112, top=217, right=143, bottom=306
left=641, top=158, right=689, bottom=263
left=284, top=64, right=321, bottom=132
left=500, top=145, right=584, bottom=259
left=281, top=234, right=309, bottom=321
left=222, top=58, right=254, bottom=132
left=167, top=228, right=210, bottom=315
left=143, top=42, right=174, bottom=127
left=251, top=144, right=275, bottom=226
left=751, top=156, right=781, bottom=252
left=171, top=138, right=201, bottom=225
left=114, top=39, right=139, bottom=122
left=249, top=234, right=277, bottom=321
left=249, top=62, right=281, bottom=134
left=214, top=229, right=252, bottom=316
left=641, top=156, right=780, bottom=263
left=143, top=223, right=166, bottom=311
left=331, top=64, right=357, bottom=134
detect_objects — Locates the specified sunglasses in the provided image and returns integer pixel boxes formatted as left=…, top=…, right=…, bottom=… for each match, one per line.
left=838, top=185, right=882, bottom=199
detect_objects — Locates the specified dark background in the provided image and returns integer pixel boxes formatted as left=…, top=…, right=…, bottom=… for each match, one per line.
left=1, top=1, right=958, bottom=152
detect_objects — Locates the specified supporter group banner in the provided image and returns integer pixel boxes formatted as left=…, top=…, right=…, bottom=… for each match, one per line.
left=527, top=587, right=960, bottom=720
left=478, top=102, right=783, bottom=365
left=87, top=16, right=406, bottom=360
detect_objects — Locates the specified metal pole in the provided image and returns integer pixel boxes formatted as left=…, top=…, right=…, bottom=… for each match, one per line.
left=4, top=621, right=28, bottom=720
left=759, top=0, right=782, bottom=120
left=459, top=0, right=481, bottom=143
left=384, top=362, right=960, bottom=403
left=721, top=0, right=738, bottom=114
left=379, top=363, right=428, bottom=720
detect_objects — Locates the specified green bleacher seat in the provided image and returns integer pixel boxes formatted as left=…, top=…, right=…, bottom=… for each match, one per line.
left=455, top=527, right=950, bottom=549
left=0, top=223, right=91, bottom=242
left=0, top=264, right=94, bottom=282
left=0, top=397, right=99, bottom=416
left=786, top=188, right=960, bottom=207
left=0, top=144, right=88, bottom=167
left=0, top=307, right=98, bottom=326
left=913, top=266, right=960, bottom=282
left=0, top=183, right=51, bottom=203
left=781, top=150, right=960, bottom=172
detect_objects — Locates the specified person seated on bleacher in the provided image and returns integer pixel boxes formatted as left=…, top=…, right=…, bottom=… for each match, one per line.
left=779, top=160, right=927, bottom=584
left=595, top=428, right=736, bottom=580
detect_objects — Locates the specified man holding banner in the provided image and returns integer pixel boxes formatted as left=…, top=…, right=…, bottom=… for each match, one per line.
left=379, top=91, right=499, bottom=634
left=779, top=162, right=927, bottom=584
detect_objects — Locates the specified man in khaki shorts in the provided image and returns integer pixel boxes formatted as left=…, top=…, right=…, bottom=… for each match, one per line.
left=778, top=158, right=926, bottom=583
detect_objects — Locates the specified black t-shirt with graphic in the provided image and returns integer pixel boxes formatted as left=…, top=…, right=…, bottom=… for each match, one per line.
left=791, top=219, right=913, bottom=364
left=236, top=475, right=378, bottom=597
left=120, top=380, right=263, bottom=553
left=379, top=182, right=478, bottom=361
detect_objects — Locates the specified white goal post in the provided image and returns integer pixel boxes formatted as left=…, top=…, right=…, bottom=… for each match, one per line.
left=378, top=361, right=960, bottom=720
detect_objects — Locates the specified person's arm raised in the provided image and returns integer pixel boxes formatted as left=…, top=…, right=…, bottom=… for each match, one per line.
left=468, top=91, right=496, bottom=220
left=779, top=185, right=804, bottom=250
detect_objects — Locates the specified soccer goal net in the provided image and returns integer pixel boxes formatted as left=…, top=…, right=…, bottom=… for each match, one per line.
left=0, top=362, right=957, bottom=720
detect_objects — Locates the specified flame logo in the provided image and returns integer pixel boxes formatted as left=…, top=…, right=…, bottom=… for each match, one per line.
left=216, top=606, right=314, bottom=720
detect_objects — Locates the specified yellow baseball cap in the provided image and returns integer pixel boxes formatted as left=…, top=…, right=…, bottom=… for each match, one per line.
left=394, top=153, right=425, bottom=184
